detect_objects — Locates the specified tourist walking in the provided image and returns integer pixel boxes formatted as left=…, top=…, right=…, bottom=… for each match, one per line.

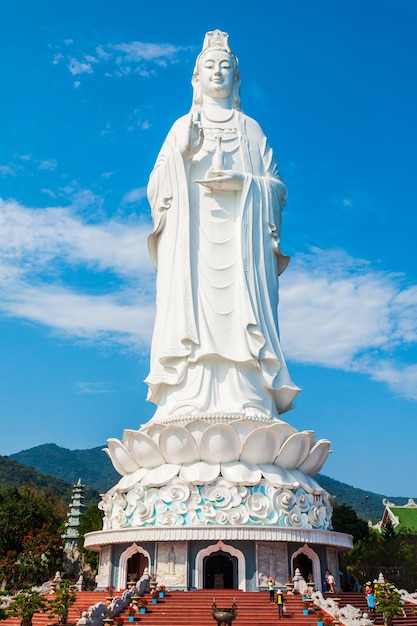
left=276, top=590, right=285, bottom=619
left=327, top=572, right=335, bottom=593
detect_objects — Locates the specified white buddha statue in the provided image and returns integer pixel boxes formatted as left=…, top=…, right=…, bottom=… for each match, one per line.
left=145, top=30, right=300, bottom=423
left=101, top=34, right=332, bottom=531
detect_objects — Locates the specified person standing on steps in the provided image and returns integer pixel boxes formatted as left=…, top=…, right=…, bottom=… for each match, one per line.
left=268, top=577, right=275, bottom=603
left=327, top=572, right=335, bottom=593
left=276, top=589, right=285, bottom=619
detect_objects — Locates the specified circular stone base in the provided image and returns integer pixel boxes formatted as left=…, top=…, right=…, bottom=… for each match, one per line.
left=84, top=524, right=353, bottom=551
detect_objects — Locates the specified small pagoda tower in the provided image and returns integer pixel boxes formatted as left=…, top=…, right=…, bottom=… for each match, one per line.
left=62, top=478, right=85, bottom=551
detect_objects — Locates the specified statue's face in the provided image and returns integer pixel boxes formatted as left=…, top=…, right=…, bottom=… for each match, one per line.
left=197, top=49, right=235, bottom=99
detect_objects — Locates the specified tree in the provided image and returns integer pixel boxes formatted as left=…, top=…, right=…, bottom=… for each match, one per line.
left=0, top=525, right=63, bottom=590
left=6, top=589, right=48, bottom=626
left=0, top=486, right=64, bottom=556
left=332, top=504, right=370, bottom=541
left=48, top=580, right=77, bottom=625
left=375, top=582, right=404, bottom=626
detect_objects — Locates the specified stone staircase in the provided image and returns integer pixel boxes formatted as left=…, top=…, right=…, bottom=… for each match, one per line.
left=2, top=590, right=416, bottom=626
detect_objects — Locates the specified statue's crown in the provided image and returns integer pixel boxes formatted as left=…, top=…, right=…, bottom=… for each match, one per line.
left=202, top=30, right=231, bottom=52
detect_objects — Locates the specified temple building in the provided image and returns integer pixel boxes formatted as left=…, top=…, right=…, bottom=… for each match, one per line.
left=376, top=498, right=417, bottom=534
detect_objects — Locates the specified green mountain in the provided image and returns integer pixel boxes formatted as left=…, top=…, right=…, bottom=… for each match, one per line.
left=10, top=443, right=119, bottom=493
left=9, top=443, right=415, bottom=522
left=0, top=454, right=100, bottom=509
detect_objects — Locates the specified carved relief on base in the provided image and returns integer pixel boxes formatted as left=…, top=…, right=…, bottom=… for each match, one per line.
left=99, top=477, right=332, bottom=531
left=96, top=544, right=112, bottom=588
left=257, top=541, right=288, bottom=587
left=155, top=541, right=187, bottom=587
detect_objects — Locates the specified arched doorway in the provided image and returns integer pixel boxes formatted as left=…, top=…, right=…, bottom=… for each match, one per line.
left=290, top=544, right=322, bottom=591
left=293, top=553, right=313, bottom=582
left=127, top=552, right=148, bottom=582
left=195, top=541, right=246, bottom=590
left=204, top=550, right=237, bottom=589
left=118, top=543, right=151, bottom=591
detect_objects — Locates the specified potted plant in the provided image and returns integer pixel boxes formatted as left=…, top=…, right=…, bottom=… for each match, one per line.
left=138, top=598, right=148, bottom=614
left=324, top=617, right=334, bottom=626
left=316, top=611, right=325, bottom=626
left=106, top=585, right=116, bottom=600
left=127, top=606, right=136, bottom=622
left=158, top=584, right=166, bottom=598
left=127, top=574, right=138, bottom=591
left=48, top=579, right=78, bottom=625
left=150, top=588, right=158, bottom=604
left=286, top=576, right=294, bottom=595
left=114, top=617, right=124, bottom=626
left=6, top=589, right=48, bottom=626
left=302, top=602, right=310, bottom=616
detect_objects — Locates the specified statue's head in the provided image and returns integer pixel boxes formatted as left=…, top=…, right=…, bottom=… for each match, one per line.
left=192, top=30, right=241, bottom=109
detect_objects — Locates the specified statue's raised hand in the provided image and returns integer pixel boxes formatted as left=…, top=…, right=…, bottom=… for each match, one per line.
left=181, top=110, right=204, bottom=161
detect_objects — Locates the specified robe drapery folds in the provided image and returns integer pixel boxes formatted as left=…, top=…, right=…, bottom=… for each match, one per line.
left=146, top=111, right=300, bottom=420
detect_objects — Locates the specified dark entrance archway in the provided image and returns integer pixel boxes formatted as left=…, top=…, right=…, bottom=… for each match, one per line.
left=127, top=552, right=148, bottom=582
left=293, top=553, right=313, bottom=582
left=203, top=550, right=237, bottom=589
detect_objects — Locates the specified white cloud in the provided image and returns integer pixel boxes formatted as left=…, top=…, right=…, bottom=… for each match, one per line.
left=0, top=280, right=154, bottom=347
left=76, top=381, right=113, bottom=394
left=68, top=57, right=93, bottom=76
left=0, top=197, right=152, bottom=277
left=38, top=159, right=58, bottom=171
left=279, top=248, right=417, bottom=400
left=122, top=187, right=147, bottom=205
left=110, top=42, right=182, bottom=63
left=0, top=197, right=155, bottom=348
left=0, top=165, right=17, bottom=176
left=56, top=39, right=187, bottom=81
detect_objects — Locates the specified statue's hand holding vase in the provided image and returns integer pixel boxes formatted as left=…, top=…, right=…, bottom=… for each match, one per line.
left=194, top=169, right=244, bottom=192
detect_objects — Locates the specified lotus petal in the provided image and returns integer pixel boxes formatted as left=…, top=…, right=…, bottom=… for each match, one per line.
left=200, top=424, right=241, bottom=463
left=221, top=461, right=262, bottom=485
left=259, top=463, right=299, bottom=488
left=184, top=419, right=210, bottom=446
left=304, top=430, right=316, bottom=446
left=114, top=468, right=149, bottom=492
left=230, top=419, right=258, bottom=445
left=180, top=461, right=220, bottom=484
left=144, top=423, right=166, bottom=445
left=269, top=421, right=297, bottom=444
left=141, top=464, right=180, bottom=487
left=291, top=469, right=323, bottom=494
left=104, top=439, right=139, bottom=476
left=298, top=439, right=331, bottom=475
left=274, top=432, right=311, bottom=469
left=123, top=429, right=165, bottom=468
left=240, top=426, right=281, bottom=464
left=159, top=425, right=200, bottom=464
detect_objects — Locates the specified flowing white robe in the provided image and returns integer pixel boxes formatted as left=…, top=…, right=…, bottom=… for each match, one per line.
left=146, top=111, right=299, bottom=421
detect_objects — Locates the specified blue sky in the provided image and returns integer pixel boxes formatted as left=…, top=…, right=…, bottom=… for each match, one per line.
left=0, top=0, right=416, bottom=498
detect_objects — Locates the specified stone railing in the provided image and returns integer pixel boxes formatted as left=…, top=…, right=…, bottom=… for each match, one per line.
left=311, top=591, right=374, bottom=626
left=89, top=573, right=150, bottom=626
